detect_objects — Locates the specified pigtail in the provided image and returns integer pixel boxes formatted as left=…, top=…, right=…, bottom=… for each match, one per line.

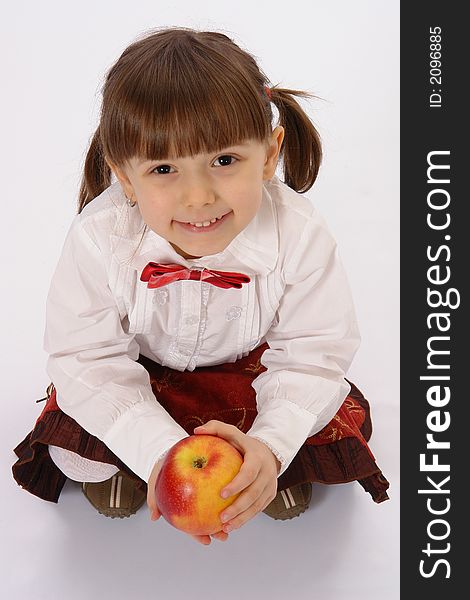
left=77, top=127, right=112, bottom=214
left=270, top=86, right=323, bottom=194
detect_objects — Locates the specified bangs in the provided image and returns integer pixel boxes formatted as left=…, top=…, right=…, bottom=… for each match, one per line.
left=101, top=34, right=272, bottom=167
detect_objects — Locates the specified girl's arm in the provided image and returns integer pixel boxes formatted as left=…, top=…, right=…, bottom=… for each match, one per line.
left=43, top=216, right=189, bottom=484
left=246, top=216, right=361, bottom=477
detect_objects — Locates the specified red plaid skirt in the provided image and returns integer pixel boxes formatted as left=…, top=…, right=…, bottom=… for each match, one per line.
left=12, top=342, right=390, bottom=504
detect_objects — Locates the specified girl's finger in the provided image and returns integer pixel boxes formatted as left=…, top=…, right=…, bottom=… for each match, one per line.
left=211, top=530, right=229, bottom=542
left=222, top=489, right=272, bottom=533
left=220, top=480, right=265, bottom=524
left=150, top=507, right=161, bottom=521
left=220, top=458, right=260, bottom=500
left=190, top=529, right=229, bottom=545
left=191, top=533, right=212, bottom=545
left=193, top=421, right=245, bottom=453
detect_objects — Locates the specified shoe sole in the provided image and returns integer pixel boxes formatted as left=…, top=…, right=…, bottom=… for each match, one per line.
left=262, top=483, right=312, bottom=520
left=81, top=472, right=147, bottom=519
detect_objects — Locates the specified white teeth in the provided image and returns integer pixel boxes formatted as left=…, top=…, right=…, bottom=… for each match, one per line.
left=185, top=214, right=226, bottom=226
left=189, top=219, right=215, bottom=227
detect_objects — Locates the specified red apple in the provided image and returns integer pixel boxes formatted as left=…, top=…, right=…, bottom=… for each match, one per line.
left=154, top=434, right=243, bottom=536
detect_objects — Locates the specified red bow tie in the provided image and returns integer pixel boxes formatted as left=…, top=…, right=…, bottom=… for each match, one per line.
left=140, top=262, right=251, bottom=289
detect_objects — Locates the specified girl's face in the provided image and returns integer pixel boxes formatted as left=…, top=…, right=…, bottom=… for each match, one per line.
left=108, top=126, right=284, bottom=259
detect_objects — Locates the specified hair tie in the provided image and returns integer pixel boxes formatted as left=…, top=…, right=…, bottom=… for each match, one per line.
left=264, top=85, right=272, bottom=100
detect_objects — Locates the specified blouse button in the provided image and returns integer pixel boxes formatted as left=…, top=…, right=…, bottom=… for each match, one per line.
left=185, top=315, right=199, bottom=326
left=153, top=289, right=169, bottom=305
left=226, top=306, right=242, bottom=321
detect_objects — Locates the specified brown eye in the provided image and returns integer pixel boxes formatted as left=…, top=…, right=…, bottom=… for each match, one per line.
left=152, top=164, right=175, bottom=175
left=214, top=155, right=238, bottom=167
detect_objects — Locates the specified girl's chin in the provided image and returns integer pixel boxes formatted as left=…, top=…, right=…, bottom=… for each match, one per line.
left=169, top=242, right=195, bottom=258
left=172, top=240, right=228, bottom=259
left=179, top=250, right=204, bottom=259
left=170, top=242, right=210, bottom=259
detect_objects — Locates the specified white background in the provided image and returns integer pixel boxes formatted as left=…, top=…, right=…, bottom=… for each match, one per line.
left=1, top=1, right=399, bottom=598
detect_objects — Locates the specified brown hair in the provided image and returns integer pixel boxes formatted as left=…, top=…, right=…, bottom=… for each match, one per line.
left=78, top=26, right=323, bottom=244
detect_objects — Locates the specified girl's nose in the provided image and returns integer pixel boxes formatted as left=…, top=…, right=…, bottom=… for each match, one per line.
left=182, top=181, right=216, bottom=208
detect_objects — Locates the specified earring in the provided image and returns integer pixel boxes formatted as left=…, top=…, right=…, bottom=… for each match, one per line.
left=127, top=193, right=137, bottom=207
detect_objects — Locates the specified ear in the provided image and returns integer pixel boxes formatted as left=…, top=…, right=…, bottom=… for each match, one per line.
left=105, top=157, right=135, bottom=199
left=263, top=125, right=285, bottom=181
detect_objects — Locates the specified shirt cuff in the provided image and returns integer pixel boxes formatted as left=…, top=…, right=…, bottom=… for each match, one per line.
left=245, top=398, right=318, bottom=477
left=101, top=401, right=189, bottom=483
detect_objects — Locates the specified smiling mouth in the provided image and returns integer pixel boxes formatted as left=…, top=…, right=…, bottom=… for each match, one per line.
left=176, top=211, right=231, bottom=227
left=174, top=211, right=232, bottom=232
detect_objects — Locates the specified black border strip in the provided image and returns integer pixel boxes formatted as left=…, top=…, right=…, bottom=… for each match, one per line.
left=401, top=3, right=466, bottom=595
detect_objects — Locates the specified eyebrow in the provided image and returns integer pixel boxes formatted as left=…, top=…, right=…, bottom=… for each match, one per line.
left=137, top=144, right=250, bottom=165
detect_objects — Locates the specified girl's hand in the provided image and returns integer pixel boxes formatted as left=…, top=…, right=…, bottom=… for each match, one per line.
left=146, top=449, right=230, bottom=546
left=194, top=420, right=281, bottom=534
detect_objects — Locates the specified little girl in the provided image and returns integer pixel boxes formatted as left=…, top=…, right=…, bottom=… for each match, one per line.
left=12, top=26, right=389, bottom=546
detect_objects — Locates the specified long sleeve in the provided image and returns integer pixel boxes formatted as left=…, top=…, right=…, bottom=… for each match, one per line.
left=246, top=216, right=361, bottom=477
left=43, top=217, right=189, bottom=483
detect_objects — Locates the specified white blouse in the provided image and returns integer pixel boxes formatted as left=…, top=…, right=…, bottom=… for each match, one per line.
left=43, top=174, right=361, bottom=483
